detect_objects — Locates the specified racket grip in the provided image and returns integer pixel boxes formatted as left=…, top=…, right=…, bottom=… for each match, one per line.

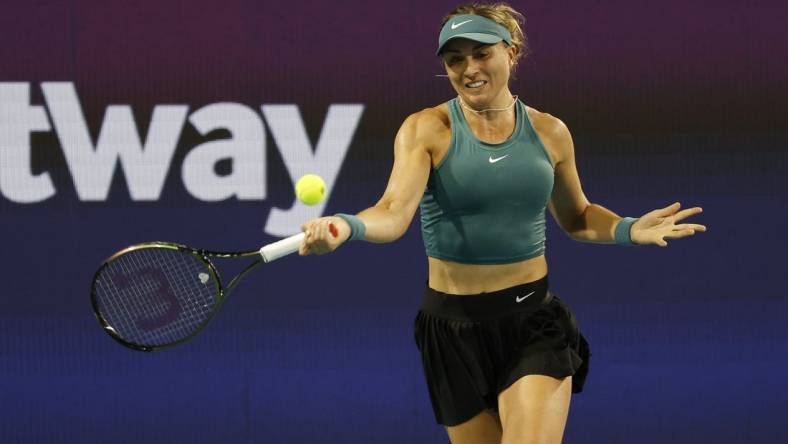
left=260, top=232, right=305, bottom=263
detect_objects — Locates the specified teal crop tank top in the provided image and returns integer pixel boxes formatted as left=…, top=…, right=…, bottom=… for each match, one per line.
left=418, top=97, right=556, bottom=264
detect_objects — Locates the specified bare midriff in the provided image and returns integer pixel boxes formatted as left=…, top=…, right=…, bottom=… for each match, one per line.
left=427, top=255, right=548, bottom=295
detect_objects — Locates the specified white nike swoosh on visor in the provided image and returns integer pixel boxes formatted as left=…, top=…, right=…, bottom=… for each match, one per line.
left=516, top=291, right=536, bottom=303
left=489, top=154, right=509, bottom=163
left=451, top=20, right=472, bottom=29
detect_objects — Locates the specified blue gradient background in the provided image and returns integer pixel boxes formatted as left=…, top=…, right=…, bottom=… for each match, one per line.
left=1, top=1, right=786, bottom=443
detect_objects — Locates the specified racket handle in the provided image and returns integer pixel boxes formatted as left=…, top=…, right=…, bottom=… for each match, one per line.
left=260, top=232, right=305, bottom=263
left=260, top=223, right=339, bottom=262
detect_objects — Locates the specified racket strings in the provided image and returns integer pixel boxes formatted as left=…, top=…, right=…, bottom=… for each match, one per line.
left=93, top=248, right=218, bottom=348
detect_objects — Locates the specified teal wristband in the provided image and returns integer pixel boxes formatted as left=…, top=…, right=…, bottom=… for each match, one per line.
left=335, top=213, right=366, bottom=241
left=614, top=217, right=638, bottom=246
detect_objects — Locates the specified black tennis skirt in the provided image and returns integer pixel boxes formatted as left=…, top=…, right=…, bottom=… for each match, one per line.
left=413, top=274, right=590, bottom=426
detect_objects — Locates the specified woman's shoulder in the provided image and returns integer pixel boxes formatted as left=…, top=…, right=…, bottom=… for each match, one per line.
left=524, top=105, right=566, bottom=135
left=405, top=102, right=451, bottom=129
left=398, top=103, right=452, bottom=142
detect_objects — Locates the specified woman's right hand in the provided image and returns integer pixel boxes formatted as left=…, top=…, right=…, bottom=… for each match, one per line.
left=299, top=216, right=352, bottom=256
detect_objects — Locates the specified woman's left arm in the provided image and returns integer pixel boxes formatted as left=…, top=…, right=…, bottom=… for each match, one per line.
left=543, top=115, right=707, bottom=247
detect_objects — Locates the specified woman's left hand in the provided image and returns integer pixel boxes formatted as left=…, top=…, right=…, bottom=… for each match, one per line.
left=631, top=202, right=707, bottom=247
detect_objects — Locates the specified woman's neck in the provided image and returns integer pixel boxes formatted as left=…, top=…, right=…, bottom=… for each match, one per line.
left=458, top=90, right=517, bottom=122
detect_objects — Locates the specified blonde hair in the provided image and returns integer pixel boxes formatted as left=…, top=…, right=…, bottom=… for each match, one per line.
left=441, top=2, right=529, bottom=77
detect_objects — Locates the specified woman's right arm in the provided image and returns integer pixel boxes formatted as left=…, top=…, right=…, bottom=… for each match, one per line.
left=299, top=110, right=441, bottom=255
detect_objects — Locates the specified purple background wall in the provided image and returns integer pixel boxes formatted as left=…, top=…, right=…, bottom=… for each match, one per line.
left=1, top=1, right=786, bottom=443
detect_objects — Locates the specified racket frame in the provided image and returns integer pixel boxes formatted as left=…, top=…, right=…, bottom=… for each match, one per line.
left=90, top=242, right=261, bottom=352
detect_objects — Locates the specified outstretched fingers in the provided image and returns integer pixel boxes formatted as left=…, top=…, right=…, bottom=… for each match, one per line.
left=678, top=222, right=707, bottom=232
left=654, top=202, right=681, bottom=217
left=673, top=206, right=703, bottom=222
left=665, top=227, right=697, bottom=239
left=657, top=223, right=706, bottom=247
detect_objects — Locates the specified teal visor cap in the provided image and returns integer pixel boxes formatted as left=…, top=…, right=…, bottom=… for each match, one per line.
left=436, top=14, right=513, bottom=55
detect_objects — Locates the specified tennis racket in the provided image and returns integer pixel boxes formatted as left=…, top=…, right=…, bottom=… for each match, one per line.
left=90, top=224, right=337, bottom=352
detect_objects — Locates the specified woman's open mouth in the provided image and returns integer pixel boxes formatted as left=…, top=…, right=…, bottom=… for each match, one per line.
left=465, top=80, right=487, bottom=89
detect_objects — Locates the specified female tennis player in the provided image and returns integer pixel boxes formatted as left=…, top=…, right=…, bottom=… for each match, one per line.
left=299, top=3, right=706, bottom=443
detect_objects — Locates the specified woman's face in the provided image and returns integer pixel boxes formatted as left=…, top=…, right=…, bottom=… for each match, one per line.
left=441, top=38, right=515, bottom=107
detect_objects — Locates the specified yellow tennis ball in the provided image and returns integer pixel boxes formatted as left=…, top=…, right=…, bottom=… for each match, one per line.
left=295, top=174, right=326, bottom=206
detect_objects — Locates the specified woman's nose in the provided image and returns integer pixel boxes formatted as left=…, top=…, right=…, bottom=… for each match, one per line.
left=463, top=57, right=481, bottom=75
